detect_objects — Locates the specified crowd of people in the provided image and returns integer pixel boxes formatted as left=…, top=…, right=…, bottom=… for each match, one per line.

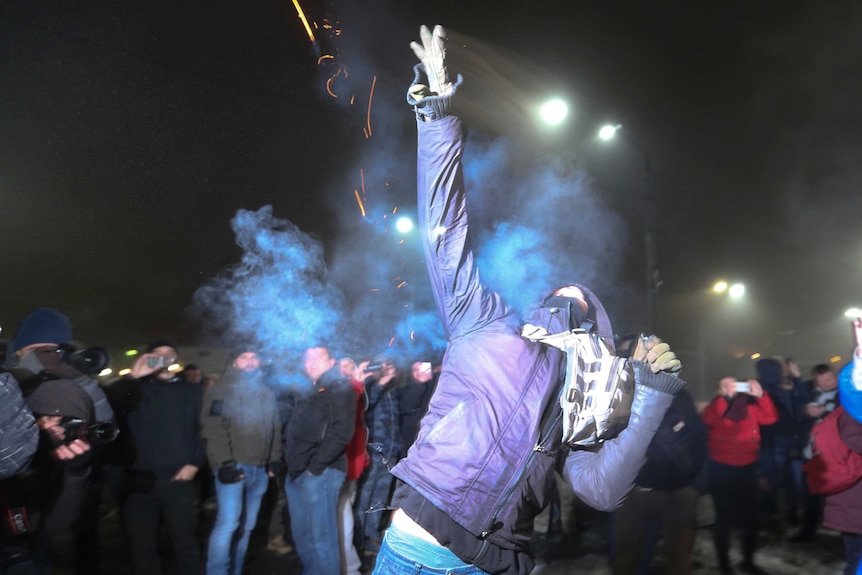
left=2, top=23, right=862, bottom=575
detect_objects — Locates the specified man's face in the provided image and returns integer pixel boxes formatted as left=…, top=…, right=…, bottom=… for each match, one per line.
left=184, top=368, right=202, bottom=384
left=412, top=361, right=432, bottom=383
left=814, top=370, right=838, bottom=391
left=719, top=377, right=737, bottom=397
left=151, top=346, right=179, bottom=380
left=339, top=358, right=357, bottom=379
left=233, top=352, right=260, bottom=373
left=304, top=347, right=335, bottom=382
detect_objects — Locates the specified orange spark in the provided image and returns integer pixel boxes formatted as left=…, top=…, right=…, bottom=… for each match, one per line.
left=360, top=169, right=366, bottom=200
left=354, top=189, right=366, bottom=217
left=317, top=55, right=334, bottom=65
left=388, top=337, right=395, bottom=347
left=396, top=281, right=407, bottom=289
left=291, top=0, right=315, bottom=42
left=365, top=75, right=377, bottom=138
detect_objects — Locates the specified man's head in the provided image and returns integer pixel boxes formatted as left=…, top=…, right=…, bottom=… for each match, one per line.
left=146, top=338, right=179, bottom=381
left=411, top=361, right=433, bottom=383
left=12, top=308, right=73, bottom=361
left=812, top=364, right=837, bottom=391
left=304, top=346, right=335, bottom=382
left=233, top=352, right=261, bottom=373
left=338, top=357, right=357, bottom=380
left=719, top=376, right=738, bottom=398
left=183, top=364, right=203, bottom=384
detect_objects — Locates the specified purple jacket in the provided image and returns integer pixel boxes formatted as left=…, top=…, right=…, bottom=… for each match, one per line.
left=391, top=115, right=683, bottom=572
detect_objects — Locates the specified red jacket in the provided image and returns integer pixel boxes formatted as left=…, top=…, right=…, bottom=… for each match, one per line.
left=823, top=410, right=862, bottom=534
left=702, top=394, right=778, bottom=466
left=345, top=378, right=369, bottom=481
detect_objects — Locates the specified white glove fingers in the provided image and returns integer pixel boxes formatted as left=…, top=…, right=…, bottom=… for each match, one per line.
left=410, top=41, right=426, bottom=61
left=646, top=342, right=671, bottom=363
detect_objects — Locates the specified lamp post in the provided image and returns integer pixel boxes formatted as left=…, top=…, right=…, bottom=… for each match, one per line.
left=599, top=124, right=660, bottom=333
left=698, top=280, right=747, bottom=390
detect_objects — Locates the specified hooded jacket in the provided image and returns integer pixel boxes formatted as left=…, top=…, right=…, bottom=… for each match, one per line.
left=390, top=113, right=683, bottom=575
left=200, top=366, right=281, bottom=468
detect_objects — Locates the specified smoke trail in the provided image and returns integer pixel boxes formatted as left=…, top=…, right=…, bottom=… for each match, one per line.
left=191, top=205, right=347, bottom=384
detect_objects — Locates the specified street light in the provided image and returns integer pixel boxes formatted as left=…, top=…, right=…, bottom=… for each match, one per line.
left=597, top=123, right=660, bottom=333
left=539, top=98, right=569, bottom=126
left=396, top=216, right=414, bottom=234
left=844, top=307, right=862, bottom=318
left=698, top=280, right=746, bottom=388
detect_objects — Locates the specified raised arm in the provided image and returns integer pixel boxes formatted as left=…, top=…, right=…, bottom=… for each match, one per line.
left=410, top=26, right=514, bottom=341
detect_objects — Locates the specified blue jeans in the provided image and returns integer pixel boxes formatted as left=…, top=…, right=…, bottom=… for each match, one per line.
left=284, top=467, right=345, bottom=575
left=206, top=463, right=270, bottom=575
left=372, top=522, right=488, bottom=575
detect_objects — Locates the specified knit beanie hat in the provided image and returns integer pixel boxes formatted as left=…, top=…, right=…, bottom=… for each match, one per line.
left=839, top=355, right=862, bottom=423
left=146, top=337, right=178, bottom=353
left=12, top=308, right=73, bottom=352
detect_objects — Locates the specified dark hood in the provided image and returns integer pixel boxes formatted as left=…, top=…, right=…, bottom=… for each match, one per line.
left=523, top=282, right=616, bottom=352
left=24, top=379, right=93, bottom=420
left=755, top=358, right=785, bottom=389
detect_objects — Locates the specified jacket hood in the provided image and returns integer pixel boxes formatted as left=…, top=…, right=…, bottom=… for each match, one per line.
left=523, top=283, right=616, bottom=352
left=755, top=358, right=785, bottom=388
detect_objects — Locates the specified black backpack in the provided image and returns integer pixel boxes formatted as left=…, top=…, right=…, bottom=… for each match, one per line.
left=635, top=389, right=708, bottom=491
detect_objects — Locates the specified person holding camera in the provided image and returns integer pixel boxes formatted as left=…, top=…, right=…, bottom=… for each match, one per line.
left=0, top=377, right=96, bottom=572
left=702, top=377, right=778, bottom=574
left=200, top=346, right=282, bottom=575
left=105, top=337, right=206, bottom=575
left=4, top=307, right=114, bottom=572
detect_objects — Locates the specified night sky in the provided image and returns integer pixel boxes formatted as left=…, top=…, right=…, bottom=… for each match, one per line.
left=2, top=1, right=861, bottom=395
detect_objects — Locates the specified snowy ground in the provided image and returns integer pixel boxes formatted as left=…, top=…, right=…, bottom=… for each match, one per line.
left=532, top=497, right=849, bottom=575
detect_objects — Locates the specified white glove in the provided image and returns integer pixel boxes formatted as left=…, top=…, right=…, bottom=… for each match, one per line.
left=410, top=25, right=452, bottom=97
left=632, top=335, right=682, bottom=375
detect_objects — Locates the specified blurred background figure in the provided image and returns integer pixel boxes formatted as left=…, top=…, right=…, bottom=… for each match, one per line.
left=702, top=376, right=777, bottom=575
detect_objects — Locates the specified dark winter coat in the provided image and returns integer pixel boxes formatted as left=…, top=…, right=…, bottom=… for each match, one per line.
left=105, top=374, right=206, bottom=481
left=281, top=367, right=356, bottom=479
left=200, top=367, right=281, bottom=468
left=364, top=378, right=402, bottom=462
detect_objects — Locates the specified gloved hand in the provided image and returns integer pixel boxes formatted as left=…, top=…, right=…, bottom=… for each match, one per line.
left=266, top=461, right=283, bottom=477
left=632, top=335, right=682, bottom=375
left=217, top=461, right=244, bottom=484
left=410, top=25, right=452, bottom=97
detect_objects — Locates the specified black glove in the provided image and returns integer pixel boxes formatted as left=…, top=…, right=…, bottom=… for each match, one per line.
left=266, top=461, right=283, bottom=477
left=217, top=461, right=244, bottom=484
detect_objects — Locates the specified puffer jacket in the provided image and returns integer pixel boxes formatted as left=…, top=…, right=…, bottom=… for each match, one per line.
left=391, top=114, right=683, bottom=575
left=200, top=367, right=281, bottom=468
left=702, top=393, right=779, bottom=466
left=822, top=409, right=862, bottom=534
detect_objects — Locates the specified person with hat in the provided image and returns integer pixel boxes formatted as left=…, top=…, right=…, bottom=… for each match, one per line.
left=105, top=337, right=206, bottom=575
left=200, top=345, right=282, bottom=575
left=8, top=307, right=113, bottom=423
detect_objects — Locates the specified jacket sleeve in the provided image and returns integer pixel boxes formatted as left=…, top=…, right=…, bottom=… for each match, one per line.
left=562, top=366, right=677, bottom=511
left=838, top=411, right=862, bottom=454
left=268, top=390, right=283, bottom=465
left=701, top=397, right=724, bottom=428
left=751, top=393, right=779, bottom=425
left=417, top=115, right=517, bottom=342
left=308, top=385, right=357, bottom=476
left=0, top=373, right=38, bottom=480
left=200, top=384, right=233, bottom=467
left=72, top=374, right=114, bottom=422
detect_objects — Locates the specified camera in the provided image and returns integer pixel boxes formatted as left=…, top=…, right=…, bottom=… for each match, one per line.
left=146, top=355, right=174, bottom=369
left=58, top=344, right=111, bottom=375
left=60, top=418, right=119, bottom=445
left=365, top=363, right=384, bottom=373
left=734, top=381, right=751, bottom=393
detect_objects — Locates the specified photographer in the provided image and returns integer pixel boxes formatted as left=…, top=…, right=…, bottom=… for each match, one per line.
left=1, top=378, right=97, bottom=572
left=6, top=307, right=113, bottom=422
